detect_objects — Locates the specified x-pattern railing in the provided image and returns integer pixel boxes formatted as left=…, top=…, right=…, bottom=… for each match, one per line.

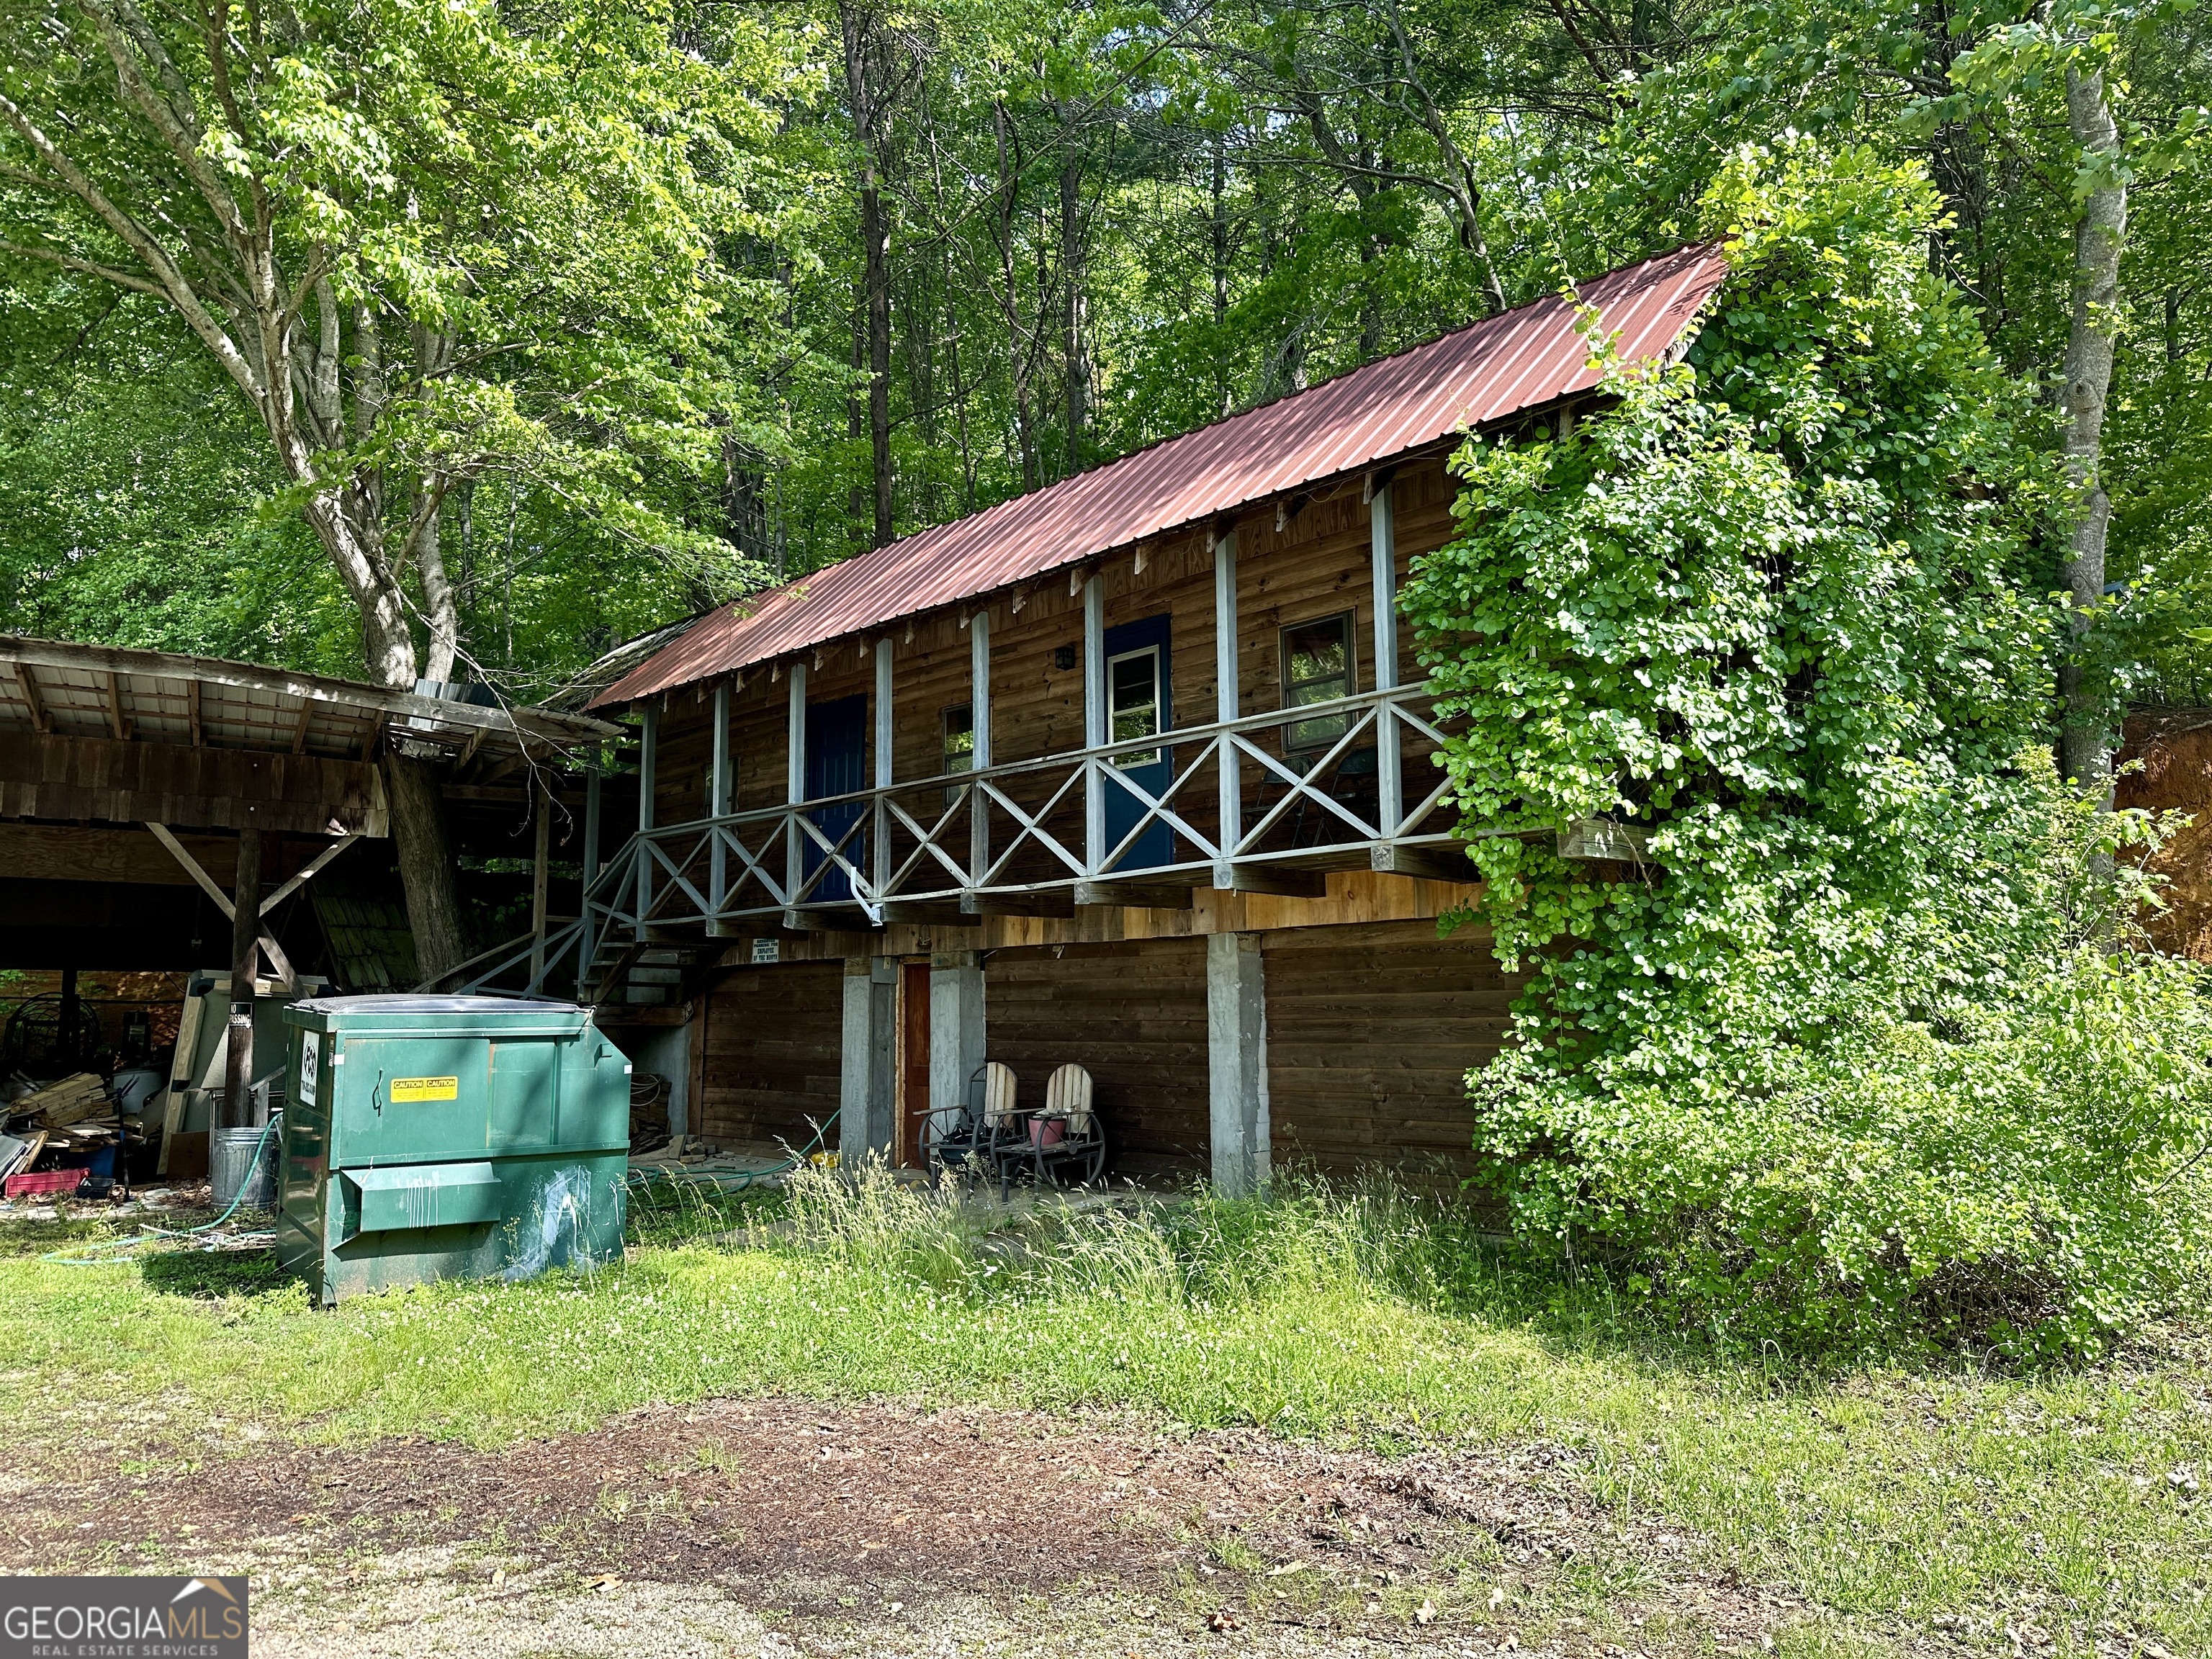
left=447, top=685, right=1462, bottom=997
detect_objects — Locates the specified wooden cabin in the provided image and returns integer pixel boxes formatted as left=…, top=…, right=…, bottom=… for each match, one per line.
left=569, top=246, right=1725, bottom=1190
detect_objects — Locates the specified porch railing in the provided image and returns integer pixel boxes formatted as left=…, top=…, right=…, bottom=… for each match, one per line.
left=441, top=684, right=1472, bottom=1000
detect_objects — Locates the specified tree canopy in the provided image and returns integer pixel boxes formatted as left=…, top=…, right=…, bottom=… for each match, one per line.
left=5, top=0, right=2200, bottom=705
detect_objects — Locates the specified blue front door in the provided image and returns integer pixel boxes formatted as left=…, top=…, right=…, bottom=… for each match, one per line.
left=1100, top=614, right=1174, bottom=871
left=804, top=694, right=868, bottom=902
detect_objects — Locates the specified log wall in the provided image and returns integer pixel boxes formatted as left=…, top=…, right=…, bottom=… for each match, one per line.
left=692, top=961, right=844, bottom=1152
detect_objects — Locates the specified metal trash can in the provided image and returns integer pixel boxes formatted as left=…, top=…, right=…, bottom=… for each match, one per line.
left=274, top=996, right=631, bottom=1305
left=211, top=1115, right=280, bottom=1212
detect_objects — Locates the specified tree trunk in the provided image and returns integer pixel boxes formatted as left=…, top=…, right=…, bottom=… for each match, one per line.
left=841, top=1, right=895, bottom=549
left=1060, top=140, right=1087, bottom=474
left=385, top=750, right=469, bottom=981
left=2056, top=63, right=2127, bottom=796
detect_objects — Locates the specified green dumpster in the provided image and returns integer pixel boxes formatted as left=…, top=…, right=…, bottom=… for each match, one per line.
left=275, top=996, right=631, bottom=1304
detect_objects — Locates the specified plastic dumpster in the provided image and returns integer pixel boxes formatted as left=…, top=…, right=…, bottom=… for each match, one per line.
left=275, top=996, right=631, bottom=1304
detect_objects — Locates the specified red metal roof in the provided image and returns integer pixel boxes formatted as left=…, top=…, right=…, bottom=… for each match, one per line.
left=597, top=242, right=1727, bottom=709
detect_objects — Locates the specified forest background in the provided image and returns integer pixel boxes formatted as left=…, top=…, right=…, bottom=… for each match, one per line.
left=1, top=0, right=2206, bottom=713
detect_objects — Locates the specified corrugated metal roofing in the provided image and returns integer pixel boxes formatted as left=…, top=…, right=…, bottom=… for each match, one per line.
left=598, top=241, right=1728, bottom=710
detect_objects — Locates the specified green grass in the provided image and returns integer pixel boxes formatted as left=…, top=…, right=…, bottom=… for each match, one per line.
left=2, top=1172, right=2207, bottom=1655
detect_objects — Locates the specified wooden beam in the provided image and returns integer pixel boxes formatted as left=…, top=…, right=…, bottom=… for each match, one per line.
left=289, top=697, right=315, bottom=754
left=145, top=822, right=238, bottom=915
left=9, top=662, right=49, bottom=734
left=0, top=730, right=387, bottom=835
left=1557, top=818, right=1651, bottom=862
left=878, top=899, right=980, bottom=927
left=1074, top=878, right=1193, bottom=909
left=960, top=889, right=1075, bottom=918
left=530, top=775, right=551, bottom=982
left=104, top=671, right=131, bottom=740
left=258, top=833, right=361, bottom=914
left=1368, top=842, right=1476, bottom=884
left=1212, top=863, right=1327, bottom=899
left=1215, top=527, right=1241, bottom=858
left=186, top=678, right=202, bottom=745
left=1371, top=481, right=1403, bottom=835
left=781, top=907, right=873, bottom=932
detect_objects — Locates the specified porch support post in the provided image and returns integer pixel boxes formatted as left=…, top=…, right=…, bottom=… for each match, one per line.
left=1370, top=481, right=1403, bottom=837
left=708, top=681, right=731, bottom=932
left=635, top=703, right=658, bottom=940
left=222, top=826, right=261, bottom=1131
left=968, top=613, right=992, bottom=886
left=1205, top=930, right=1270, bottom=1197
left=1212, top=529, right=1241, bottom=879
left=873, top=638, right=894, bottom=895
left=929, top=949, right=986, bottom=1127
left=529, top=774, right=550, bottom=984
left=785, top=662, right=807, bottom=905
left=840, top=955, right=896, bottom=1162
left=579, top=762, right=601, bottom=989
left=1082, top=575, right=1105, bottom=876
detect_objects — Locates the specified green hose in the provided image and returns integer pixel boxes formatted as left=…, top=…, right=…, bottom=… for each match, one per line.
left=40, top=1117, right=282, bottom=1266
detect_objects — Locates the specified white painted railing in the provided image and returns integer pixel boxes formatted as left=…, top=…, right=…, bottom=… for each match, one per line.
left=446, top=684, right=1468, bottom=999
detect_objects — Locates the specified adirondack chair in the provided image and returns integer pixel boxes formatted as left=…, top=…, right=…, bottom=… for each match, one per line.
left=996, top=1061, right=1108, bottom=1195
left=922, top=1061, right=1018, bottom=1183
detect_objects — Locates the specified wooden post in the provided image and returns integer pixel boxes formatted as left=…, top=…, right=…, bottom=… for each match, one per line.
left=1082, top=576, right=1105, bottom=876
left=839, top=956, right=896, bottom=1163
left=873, top=638, right=894, bottom=895
left=580, top=764, right=602, bottom=994
left=224, top=825, right=261, bottom=1130
left=635, top=703, right=659, bottom=940
left=1205, top=930, right=1270, bottom=1197
left=785, top=660, right=807, bottom=904
left=529, top=774, right=551, bottom=985
left=968, top=613, right=992, bottom=886
left=708, top=680, right=732, bottom=931
left=929, top=949, right=986, bottom=1125
left=1213, top=529, right=1241, bottom=878
left=1370, top=481, right=1402, bottom=837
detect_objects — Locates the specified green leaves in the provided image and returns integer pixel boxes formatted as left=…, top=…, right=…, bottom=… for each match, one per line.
left=1405, top=147, right=2211, bottom=1356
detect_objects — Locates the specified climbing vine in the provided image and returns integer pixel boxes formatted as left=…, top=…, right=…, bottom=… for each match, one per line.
left=1402, top=145, right=2212, bottom=1354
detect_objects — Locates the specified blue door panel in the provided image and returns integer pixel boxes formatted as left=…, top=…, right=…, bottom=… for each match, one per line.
left=804, top=694, right=868, bottom=902
left=1101, top=614, right=1174, bottom=872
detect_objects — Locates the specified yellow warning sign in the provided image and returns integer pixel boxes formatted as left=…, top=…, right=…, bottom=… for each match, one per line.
left=390, top=1076, right=459, bottom=1103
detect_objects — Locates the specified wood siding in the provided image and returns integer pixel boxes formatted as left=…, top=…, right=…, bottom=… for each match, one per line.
left=1262, top=919, right=1519, bottom=1179
left=983, top=938, right=1212, bottom=1180
left=644, top=452, right=1460, bottom=848
left=693, top=961, right=843, bottom=1151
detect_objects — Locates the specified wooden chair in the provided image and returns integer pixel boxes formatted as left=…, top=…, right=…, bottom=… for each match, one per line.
left=922, top=1062, right=1018, bottom=1183
left=997, top=1061, right=1108, bottom=1195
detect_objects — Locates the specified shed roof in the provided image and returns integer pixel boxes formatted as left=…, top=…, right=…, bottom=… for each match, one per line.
left=0, top=634, right=621, bottom=763
left=596, top=241, right=1728, bottom=710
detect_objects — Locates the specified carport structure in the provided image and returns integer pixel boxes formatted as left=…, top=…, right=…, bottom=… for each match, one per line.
left=0, top=634, right=621, bottom=1123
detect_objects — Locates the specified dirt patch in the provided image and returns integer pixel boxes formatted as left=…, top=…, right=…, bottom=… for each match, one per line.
left=4, top=1395, right=1830, bottom=1655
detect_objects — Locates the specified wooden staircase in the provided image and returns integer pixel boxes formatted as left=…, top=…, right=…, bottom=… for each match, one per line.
left=584, top=935, right=722, bottom=1009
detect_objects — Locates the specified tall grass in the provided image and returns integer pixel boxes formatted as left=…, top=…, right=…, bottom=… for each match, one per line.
left=769, top=1156, right=1503, bottom=1321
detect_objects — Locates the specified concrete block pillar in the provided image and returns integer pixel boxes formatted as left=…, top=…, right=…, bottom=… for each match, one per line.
left=1206, top=931, right=1271, bottom=1197
left=840, top=956, right=896, bottom=1162
left=930, top=951, right=986, bottom=1120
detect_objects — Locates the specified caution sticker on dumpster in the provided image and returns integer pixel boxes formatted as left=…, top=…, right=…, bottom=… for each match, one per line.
left=390, top=1075, right=460, bottom=1102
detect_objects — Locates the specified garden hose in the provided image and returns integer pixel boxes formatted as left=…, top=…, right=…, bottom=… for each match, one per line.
left=625, top=1108, right=841, bottom=1196
left=39, top=1116, right=282, bottom=1266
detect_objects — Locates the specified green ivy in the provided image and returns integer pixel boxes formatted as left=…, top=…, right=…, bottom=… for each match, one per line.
left=1402, top=143, right=2212, bottom=1356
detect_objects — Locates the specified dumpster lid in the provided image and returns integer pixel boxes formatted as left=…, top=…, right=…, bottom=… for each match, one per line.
left=291, top=994, right=585, bottom=1015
